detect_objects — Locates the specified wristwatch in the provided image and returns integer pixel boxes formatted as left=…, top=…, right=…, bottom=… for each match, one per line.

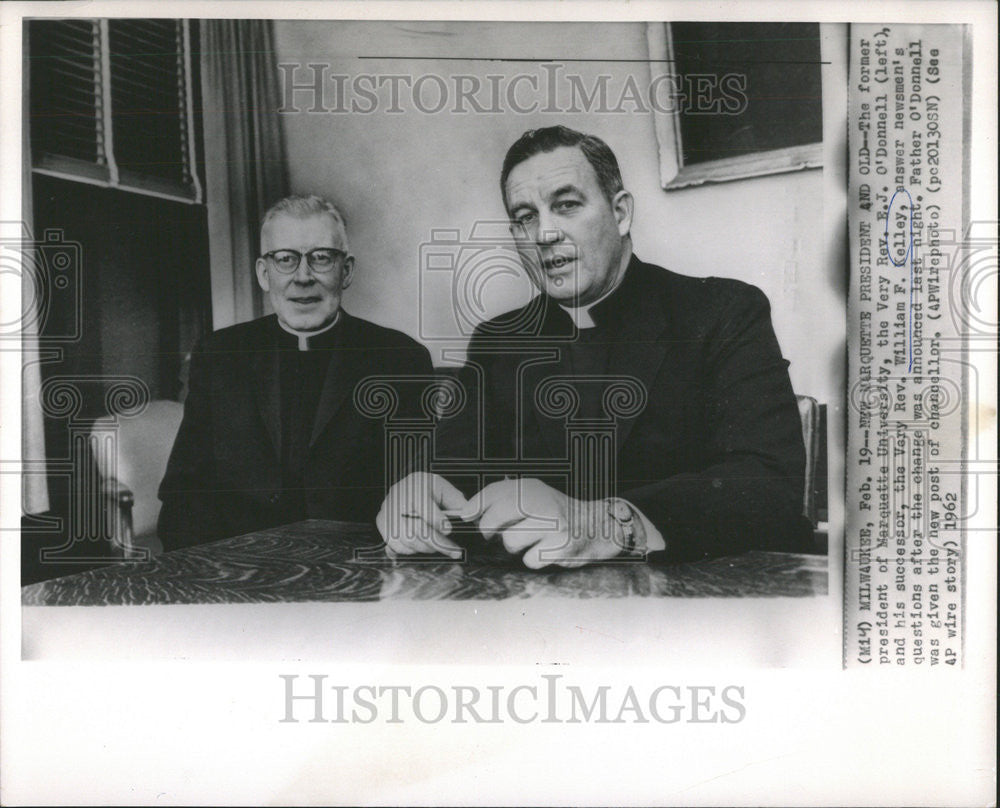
left=606, top=498, right=642, bottom=555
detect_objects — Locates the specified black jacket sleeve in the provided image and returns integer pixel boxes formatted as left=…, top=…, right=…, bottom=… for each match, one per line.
left=625, top=284, right=811, bottom=560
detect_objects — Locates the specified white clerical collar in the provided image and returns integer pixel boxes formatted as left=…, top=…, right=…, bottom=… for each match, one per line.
left=559, top=300, right=598, bottom=329
left=278, top=310, right=341, bottom=350
left=558, top=271, right=626, bottom=329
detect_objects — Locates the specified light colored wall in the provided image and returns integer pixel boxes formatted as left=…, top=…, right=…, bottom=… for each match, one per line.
left=272, top=20, right=845, bottom=415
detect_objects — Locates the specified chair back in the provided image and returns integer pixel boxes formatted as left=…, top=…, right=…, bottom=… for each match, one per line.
left=90, top=399, right=184, bottom=543
left=796, top=394, right=821, bottom=526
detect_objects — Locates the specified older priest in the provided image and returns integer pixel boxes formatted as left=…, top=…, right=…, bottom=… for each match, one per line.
left=158, top=195, right=433, bottom=549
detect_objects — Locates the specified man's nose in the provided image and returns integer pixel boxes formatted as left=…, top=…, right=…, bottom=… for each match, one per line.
left=291, top=254, right=314, bottom=283
left=535, top=212, right=563, bottom=244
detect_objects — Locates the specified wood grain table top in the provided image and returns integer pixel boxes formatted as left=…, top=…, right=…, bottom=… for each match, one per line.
left=22, top=519, right=828, bottom=606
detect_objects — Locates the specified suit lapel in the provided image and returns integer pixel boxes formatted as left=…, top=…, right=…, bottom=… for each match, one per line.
left=520, top=298, right=575, bottom=459
left=308, top=312, right=356, bottom=448
left=592, top=257, right=672, bottom=450
left=252, top=319, right=282, bottom=459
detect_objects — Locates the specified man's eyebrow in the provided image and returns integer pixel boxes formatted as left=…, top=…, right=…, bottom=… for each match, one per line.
left=546, top=183, right=584, bottom=199
left=508, top=198, right=535, bottom=213
left=506, top=179, right=584, bottom=213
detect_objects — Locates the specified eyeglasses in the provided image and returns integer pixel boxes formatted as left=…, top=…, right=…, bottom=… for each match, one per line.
left=262, top=248, right=346, bottom=274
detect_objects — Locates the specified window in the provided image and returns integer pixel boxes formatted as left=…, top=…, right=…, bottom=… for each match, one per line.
left=28, top=18, right=203, bottom=202
left=647, top=22, right=824, bottom=189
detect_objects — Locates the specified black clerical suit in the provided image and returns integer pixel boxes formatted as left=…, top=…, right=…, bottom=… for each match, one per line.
left=437, top=255, right=813, bottom=561
left=158, top=311, right=433, bottom=549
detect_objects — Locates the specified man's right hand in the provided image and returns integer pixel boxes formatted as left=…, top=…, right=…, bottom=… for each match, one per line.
left=376, top=472, right=468, bottom=560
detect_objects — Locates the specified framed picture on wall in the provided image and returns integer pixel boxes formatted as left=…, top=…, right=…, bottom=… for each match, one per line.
left=647, top=21, right=824, bottom=189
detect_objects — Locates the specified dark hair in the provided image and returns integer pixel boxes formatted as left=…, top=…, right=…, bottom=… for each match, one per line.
left=500, top=126, right=624, bottom=209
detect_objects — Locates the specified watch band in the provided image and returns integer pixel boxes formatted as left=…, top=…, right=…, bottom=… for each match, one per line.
left=606, top=498, right=642, bottom=555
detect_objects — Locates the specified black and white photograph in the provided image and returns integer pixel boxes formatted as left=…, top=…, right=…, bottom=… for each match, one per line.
left=0, top=1, right=994, bottom=805
left=17, top=15, right=842, bottom=627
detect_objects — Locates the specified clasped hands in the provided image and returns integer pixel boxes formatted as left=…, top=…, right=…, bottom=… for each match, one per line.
left=376, top=472, right=638, bottom=569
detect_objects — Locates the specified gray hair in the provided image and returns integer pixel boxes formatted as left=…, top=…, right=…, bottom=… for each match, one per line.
left=260, top=195, right=350, bottom=251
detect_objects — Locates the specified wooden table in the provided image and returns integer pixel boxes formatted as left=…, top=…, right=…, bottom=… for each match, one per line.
left=23, top=519, right=827, bottom=606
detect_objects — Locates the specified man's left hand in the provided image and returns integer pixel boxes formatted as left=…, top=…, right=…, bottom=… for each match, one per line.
left=460, top=478, right=632, bottom=569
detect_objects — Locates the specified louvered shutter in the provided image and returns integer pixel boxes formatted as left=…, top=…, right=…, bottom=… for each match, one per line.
left=28, top=18, right=202, bottom=202
left=109, top=19, right=193, bottom=191
left=29, top=20, right=109, bottom=179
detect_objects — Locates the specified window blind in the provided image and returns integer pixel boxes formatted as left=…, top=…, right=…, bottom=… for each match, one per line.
left=29, top=20, right=105, bottom=168
left=28, top=18, right=202, bottom=202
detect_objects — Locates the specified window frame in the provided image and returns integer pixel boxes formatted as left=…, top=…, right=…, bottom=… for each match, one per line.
left=27, top=18, right=204, bottom=205
left=646, top=21, right=823, bottom=191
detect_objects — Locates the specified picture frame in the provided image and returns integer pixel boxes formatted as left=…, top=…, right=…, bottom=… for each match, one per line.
left=647, top=21, right=824, bottom=190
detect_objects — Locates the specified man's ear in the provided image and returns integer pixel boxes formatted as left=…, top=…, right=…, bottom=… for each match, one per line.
left=341, top=255, right=356, bottom=290
left=255, top=258, right=270, bottom=293
left=612, top=190, right=634, bottom=237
